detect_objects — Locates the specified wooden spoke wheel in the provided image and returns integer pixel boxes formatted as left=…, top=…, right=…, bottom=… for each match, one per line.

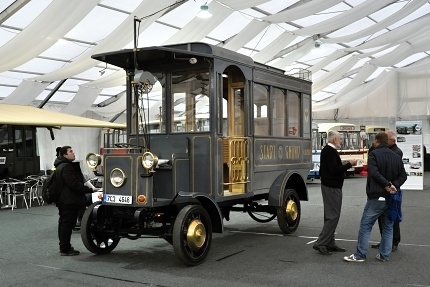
left=81, top=202, right=120, bottom=254
left=276, top=189, right=301, bottom=234
left=173, top=205, right=212, bottom=266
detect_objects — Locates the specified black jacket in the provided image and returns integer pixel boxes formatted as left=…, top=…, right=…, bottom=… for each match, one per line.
left=54, top=157, right=92, bottom=208
left=320, top=144, right=353, bottom=188
left=366, top=143, right=407, bottom=199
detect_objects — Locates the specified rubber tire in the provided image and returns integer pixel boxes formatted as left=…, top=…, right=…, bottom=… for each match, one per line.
left=276, top=189, right=301, bottom=234
left=81, top=202, right=120, bottom=254
left=172, top=205, right=212, bottom=266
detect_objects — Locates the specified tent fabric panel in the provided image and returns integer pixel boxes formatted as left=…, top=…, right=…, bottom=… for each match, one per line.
left=0, top=0, right=99, bottom=73
left=1, top=79, right=49, bottom=104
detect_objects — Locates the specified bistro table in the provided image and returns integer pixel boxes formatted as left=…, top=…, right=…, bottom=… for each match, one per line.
left=0, top=178, right=28, bottom=210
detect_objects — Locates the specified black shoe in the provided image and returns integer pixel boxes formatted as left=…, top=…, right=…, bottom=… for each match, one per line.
left=392, top=245, right=398, bottom=252
left=313, top=245, right=332, bottom=255
left=327, top=245, right=346, bottom=252
left=371, top=243, right=380, bottom=249
left=60, top=248, right=80, bottom=256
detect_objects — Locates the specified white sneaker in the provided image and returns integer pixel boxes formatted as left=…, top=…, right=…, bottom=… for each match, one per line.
left=344, top=254, right=365, bottom=262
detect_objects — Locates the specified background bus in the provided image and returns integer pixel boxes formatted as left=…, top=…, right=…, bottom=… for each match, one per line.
left=310, top=123, right=367, bottom=177
left=365, top=126, right=389, bottom=148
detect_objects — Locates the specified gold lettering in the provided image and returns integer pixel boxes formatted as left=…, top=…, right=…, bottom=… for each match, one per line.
left=260, top=144, right=276, bottom=160
left=260, top=145, right=264, bottom=160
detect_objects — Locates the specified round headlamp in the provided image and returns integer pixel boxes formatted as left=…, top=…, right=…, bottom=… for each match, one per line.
left=141, top=151, right=158, bottom=170
left=86, top=153, right=101, bottom=169
left=110, top=168, right=126, bottom=187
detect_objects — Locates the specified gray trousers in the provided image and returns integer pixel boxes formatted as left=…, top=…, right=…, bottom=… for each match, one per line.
left=314, top=184, right=343, bottom=247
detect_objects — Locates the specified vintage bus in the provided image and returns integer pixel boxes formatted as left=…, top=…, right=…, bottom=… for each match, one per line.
left=312, top=123, right=367, bottom=175
left=365, top=126, right=389, bottom=148
left=83, top=42, right=312, bottom=265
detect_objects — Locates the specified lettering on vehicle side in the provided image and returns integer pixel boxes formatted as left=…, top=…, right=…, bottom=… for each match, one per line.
left=254, top=139, right=312, bottom=165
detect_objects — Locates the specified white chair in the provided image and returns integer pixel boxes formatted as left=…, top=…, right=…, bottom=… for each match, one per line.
left=25, top=175, right=43, bottom=207
left=9, top=179, right=28, bottom=210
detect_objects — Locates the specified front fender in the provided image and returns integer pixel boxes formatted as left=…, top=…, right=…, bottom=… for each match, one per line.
left=177, top=192, right=223, bottom=233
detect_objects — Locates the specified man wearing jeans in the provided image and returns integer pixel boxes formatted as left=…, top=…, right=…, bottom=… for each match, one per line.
left=371, top=130, right=403, bottom=251
left=344, top=132, right=407, bottom=262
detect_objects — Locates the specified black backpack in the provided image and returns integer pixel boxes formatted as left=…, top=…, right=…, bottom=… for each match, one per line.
left=42, top=163, right=64, bottom=204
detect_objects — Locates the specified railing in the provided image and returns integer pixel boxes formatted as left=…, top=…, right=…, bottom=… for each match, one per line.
left=223, top=137, right=250, bottom=185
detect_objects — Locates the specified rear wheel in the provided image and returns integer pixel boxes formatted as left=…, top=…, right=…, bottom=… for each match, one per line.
left=173, top=205, right=212, bottom=266
left=81, top=202, right=120, bottom=254
left=277, top=189, right=301, bottom=234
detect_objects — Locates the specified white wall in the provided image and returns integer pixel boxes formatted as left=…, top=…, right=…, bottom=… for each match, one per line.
left=37, top=127, right=101, bottom=178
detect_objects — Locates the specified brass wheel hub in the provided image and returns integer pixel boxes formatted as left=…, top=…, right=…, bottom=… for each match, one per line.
left=186, top=219, right=206, bottom=251
left=285, top=200, right=298, bottom=222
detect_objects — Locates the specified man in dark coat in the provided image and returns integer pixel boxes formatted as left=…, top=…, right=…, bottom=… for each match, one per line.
left=313, top=130, right=357, bottom=255
left=344, top=132, right=407, bottom=263
left=55, top=146, right=96, bottom=256
left=371, top=130, right=404, bottom=251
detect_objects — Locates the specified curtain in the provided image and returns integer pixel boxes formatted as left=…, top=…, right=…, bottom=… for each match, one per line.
left=272, top=39, right=314, bottom=69
left=309, top=50, right=347, bottom=74
left=343, top=15, right=430, bottom=52
left=61, top=86, right=102, bottom=115
left=33, top=0, right=178, bottom=82
left=220, top=0, right=270, bottom=10
left=313, top=71, right=396, bottom=112
left=164, top=1, right=233, bottom=45
left=294, top=0, right=396, bottom=36
left=85, top=70, right=126, bottom=88
left=322, top=0, right=425, bottom=44
left=370, top=32, right=430, bottom=67
left=1, top=80, right=49, bottom=104
left=0, top=0, right=99, bottom=73
left=222, top=20, right=270, bottom=51
left=312, top=56, right=359, bottom=94
left=263, top=0, right=343, bottom=23
left=313, top=63, right=378, bottom=107
left=252, top=32, right=297, bottom=64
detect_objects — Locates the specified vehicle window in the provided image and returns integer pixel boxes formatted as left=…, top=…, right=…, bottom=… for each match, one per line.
left=287, top=91, right=300, bottom=137
left=171, top=70, right=210, bottom=133
left=272, top=88, right=286, bottom=137
left=253, top=84, right=269, bottom=136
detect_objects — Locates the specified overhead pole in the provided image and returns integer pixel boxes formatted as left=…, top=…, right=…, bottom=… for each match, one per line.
left=37, top=79, right=67, bottom=108
left=0, top=0, right=30, bottom=25
left=37, top=78, right=67, bottom=140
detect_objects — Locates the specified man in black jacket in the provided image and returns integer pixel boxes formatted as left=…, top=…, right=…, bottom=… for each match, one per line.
left=55, top=146, right=97, bottom=256
left=313, top=131, right=357, bottom=255
left=344, top=132, right=407, bottom=263
left=371, top=130, right=403, bottom=251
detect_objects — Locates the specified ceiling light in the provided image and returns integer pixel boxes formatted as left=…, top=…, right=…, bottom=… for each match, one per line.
left=197, top=3, right=212, bottom=18
left=99, top=63, right=107, bottom=75
left=314, top=40, right=322, bottom=48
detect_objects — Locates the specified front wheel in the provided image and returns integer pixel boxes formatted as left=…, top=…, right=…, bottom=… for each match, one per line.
left=81, top=202, right=120, bottom=254
left=173, top=205, right=212, bottom=266
left=277, top=189, right=301, bottom=234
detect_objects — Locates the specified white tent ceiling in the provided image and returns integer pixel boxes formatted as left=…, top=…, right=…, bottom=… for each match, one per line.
left=1, top=0, right=430, bottom=122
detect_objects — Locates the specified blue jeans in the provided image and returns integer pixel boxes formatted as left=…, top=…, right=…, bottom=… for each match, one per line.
left=355, top=198, right=394, bottom=259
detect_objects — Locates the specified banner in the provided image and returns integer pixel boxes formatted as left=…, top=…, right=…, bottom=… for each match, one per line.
left=396, top=121, right=423, bottom=190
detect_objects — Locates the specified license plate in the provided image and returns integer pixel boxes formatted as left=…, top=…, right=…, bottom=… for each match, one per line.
left=103, top=194, right=132, bottom=204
